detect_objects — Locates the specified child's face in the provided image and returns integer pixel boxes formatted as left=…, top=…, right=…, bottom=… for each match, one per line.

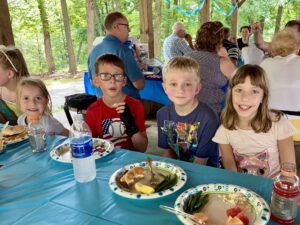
left=163, top=70, right=201, bottom=107
left=93, top=63, right=126, bottom=98
left=232, top=76, right=264, bottom=123
left=0, top=65, right=14, bottom=86
left=19, top=85, right=48, bottom=117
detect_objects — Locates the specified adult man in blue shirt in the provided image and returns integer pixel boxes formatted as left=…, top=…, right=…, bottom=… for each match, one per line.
left=88, top=12, right=144, bottom=99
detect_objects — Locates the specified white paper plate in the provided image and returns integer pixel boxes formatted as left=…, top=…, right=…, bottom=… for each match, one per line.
left=109, top=161, right=187, bottom=199
left=50, top=138, right=114, bottom=163
left=174, top=183, right=270, bottom=225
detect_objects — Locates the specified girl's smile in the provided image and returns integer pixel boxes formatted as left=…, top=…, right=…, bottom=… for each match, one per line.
left=232, top=77, right=264, bottom=123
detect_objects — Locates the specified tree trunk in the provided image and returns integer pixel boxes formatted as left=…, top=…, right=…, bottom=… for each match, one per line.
left=76, top=38, right=83, bottom=63
left=200, top=0, right=210, bottom=25
left=164, top=1, right=171, bottom=37
left=260, top=17, right=265, bottom=34
left=60, top=0, right=77, bottom=75
left=231, top=0, right=239, bottom=41
left=0, top=0, right=15, bottom=46
left=274, top=5, right=283, bottom=34
left=115, top=0, right=121, bottom=11
left=86, top=0, right=95, bottom=54
left=173, top=0, right=178, bottom=23
left=94, top=1, right=104, bottom=36
left=154, top=0, right=161, bottom=58
left=37, top=0, right=56, bottom=73
left=139, top=0, right=154, bottom=58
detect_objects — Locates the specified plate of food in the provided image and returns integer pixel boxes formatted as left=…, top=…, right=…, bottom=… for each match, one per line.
left=49, top=138, right=114, bottom=163
left=174, top=183, right=270, bottom=225
left=1, top=125, right=28, bottom=145
left=109, top=158, right=187, bottom=199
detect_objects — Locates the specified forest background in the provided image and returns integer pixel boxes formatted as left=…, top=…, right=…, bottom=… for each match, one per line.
left=6, top=0, right=300, bottom=76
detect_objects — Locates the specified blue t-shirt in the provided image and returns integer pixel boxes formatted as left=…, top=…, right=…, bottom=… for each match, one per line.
left=157, top=101, right=219, bottom=167
left=87, top=35, right=143, bottom=99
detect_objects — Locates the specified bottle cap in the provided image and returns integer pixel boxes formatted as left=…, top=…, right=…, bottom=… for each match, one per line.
left=27, top=115, right=40, bottom=123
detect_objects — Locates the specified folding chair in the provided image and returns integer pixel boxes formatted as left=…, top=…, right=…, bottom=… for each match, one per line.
left=64, top=93, right=97, bottom=125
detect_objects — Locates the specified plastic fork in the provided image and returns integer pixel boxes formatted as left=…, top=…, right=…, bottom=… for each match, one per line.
left=160, top=205, right=206, bottom=225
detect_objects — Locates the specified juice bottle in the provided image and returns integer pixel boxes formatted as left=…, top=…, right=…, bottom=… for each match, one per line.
left=270, top=163, right=299, bottom=224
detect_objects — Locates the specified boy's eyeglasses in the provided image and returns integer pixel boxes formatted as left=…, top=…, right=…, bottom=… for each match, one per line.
left=0, top=47, right=18, bottom=72
left=97, top=73, right=124, bottom=81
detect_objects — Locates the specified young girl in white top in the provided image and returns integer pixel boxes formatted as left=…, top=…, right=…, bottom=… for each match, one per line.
left=213, top=64, right=297, bottom=178
left=16, top=77, right=69, bottom=136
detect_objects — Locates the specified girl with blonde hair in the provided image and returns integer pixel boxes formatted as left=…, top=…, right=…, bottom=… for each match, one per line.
left=17, top=77, right=69, bottom=136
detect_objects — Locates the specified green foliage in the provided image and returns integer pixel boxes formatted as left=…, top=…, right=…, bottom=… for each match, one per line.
left=7, top=0, right=300, bottom=74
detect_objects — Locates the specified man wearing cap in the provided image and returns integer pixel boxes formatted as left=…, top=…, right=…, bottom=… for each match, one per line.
left=163, top=22, right=193, bottom=63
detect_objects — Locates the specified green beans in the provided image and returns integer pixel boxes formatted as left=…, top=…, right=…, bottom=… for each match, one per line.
left=184, top=191, right=209, bottom=214
left=155, top=174, right=178, bottom=192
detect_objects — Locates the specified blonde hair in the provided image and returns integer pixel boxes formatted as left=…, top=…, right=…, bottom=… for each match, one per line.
left=270, top=29, right=300, bottom=57
left=0, top=45, right=29, bottom=80
left=17, top=78, right=52, bottom=114
left=221, top=64, right=282, bottom=133
left=162, top=56, right=200, bottom=82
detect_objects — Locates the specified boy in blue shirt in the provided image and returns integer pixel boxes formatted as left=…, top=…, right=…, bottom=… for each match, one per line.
left=157, top=56, right=219, bottom=166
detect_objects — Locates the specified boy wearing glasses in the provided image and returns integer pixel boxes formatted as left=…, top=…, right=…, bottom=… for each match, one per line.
left=86, top=54, right=148, bottom=152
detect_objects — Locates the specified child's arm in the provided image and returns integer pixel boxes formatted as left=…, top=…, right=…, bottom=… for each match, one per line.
left=278, top=136, right=296, bottom=166
left=131, top=131, right=148, bottom=153
left=193, top=157, right=208, bottom=165
left=59, top=128, right=70, bottom=137
left=116, top=102, right=148, bottom=153
left=220, top=144, right=238, bottom=172
left=162, top=148, right=177, bottom=159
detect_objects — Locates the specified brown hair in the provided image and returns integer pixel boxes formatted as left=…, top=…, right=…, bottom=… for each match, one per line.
left=0, top=45, right=29, bottom=80
left=104, top=11, right=126, bottom=30
left=221, top=64, right=281, bottom=133
left=239, top=26, right=251, bottom=33
left=285, top=20, right=300, bottom=33
left=195, top=21, right=224, bottom=52
left=17, top=78, right=52, bottom=114
left=162, top=56, right=200, bottom=82
left=94, top=54, right=125, bottom=75
left=270, top=29, right=300, bottom=57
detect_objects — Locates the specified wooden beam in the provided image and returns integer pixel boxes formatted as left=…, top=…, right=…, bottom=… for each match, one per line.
left=139, top=0, right=154, bottom=58
left=232, top=0, right=238, bottom=40
left=0, top=0, right=15, bottom=46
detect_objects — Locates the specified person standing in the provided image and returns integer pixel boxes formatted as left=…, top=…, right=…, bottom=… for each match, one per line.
left=223, top=27, right=239, bottom=65
left=237, top=26, right=251, bottom=50
left=163, top=22, right=193, bottom=63
left=87, top=12, right=144, bottom=99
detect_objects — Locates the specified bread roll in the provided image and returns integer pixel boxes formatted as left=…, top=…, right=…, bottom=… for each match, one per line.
left=2, top=125, right=26, bottom=136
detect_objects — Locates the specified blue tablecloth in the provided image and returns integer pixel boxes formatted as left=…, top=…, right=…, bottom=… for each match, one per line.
left=0, top=135, right=299, bottom=225
left=84, top=72, right=171, bottom=105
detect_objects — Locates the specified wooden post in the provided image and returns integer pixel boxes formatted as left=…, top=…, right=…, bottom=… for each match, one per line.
left=139, top=0, right=154, bottom=58
left=0, top=0, right=15, bottom=46
left=232, top=0, right=238, bottom=41
left=200, top=0, right=210, bottom=25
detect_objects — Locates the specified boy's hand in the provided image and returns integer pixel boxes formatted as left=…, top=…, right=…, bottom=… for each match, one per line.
left=119, top=104, right=139, bottom=137
left=113, top=102, right=126, bottom=114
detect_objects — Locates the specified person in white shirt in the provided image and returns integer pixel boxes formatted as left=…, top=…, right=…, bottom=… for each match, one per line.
left=260, top=29, right=300, bottom=117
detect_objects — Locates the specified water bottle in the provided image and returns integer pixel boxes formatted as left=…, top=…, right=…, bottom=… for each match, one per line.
left=70, top=114, right=96, bottom=183
left=27, top=115, right=46, bottom=152
left=270, top=162, right=299, bottom=224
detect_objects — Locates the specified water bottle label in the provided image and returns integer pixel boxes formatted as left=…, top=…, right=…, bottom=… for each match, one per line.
left=270, top=191, right=298, bottom=220
left=71, top=138, right=93, bottom=158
